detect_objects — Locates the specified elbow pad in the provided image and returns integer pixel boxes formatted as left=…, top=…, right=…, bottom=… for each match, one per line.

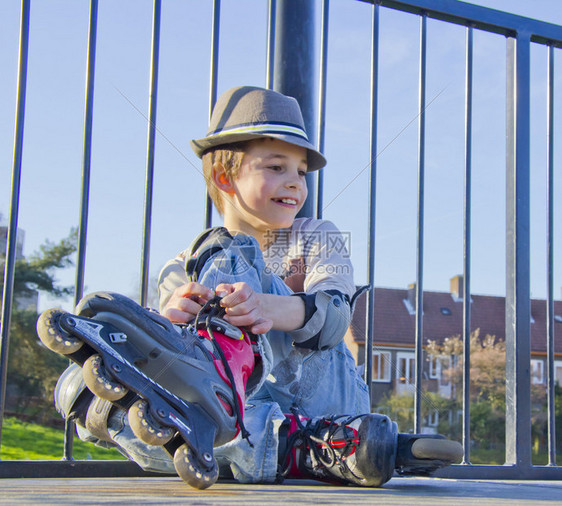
left=289, top=290, right=351, bottom=351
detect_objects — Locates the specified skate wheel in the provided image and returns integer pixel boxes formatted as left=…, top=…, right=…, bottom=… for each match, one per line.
left=36, top=309, right=83, bottom=355
left=174, top=443, right=218, bottom=490
left=82, top=354, right=128, bottom=402
left=128, top=400, right=173, bottom=446
left=411, top=438, right=463, bottom=463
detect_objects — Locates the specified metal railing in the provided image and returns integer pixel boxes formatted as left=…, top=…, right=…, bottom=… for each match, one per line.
left=0, top=0, right=561, bottom=481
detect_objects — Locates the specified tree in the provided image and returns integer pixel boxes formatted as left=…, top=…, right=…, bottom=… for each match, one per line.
left=424, top=330, right=506, bottom=448
left=425, top=330, right=553, bottom=458
left=1, top=228, right=77, bottom=422
left=426, top=330, right=507, bottom=410
left=381, top=390, right=458, bottom=437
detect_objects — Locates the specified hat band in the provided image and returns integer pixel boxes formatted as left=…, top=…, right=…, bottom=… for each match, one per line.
left=206, top=121, right=309, bottom=141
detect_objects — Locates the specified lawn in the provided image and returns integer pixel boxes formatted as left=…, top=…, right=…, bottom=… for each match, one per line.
left=0, top=417, right=125, bottom=461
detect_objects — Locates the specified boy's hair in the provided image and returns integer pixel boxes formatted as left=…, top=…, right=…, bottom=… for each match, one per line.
left=202, top=142, right=248, bottom=215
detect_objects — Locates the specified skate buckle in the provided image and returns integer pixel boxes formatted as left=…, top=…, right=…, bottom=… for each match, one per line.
left=109, top=332, right=127, bottom=343
left=207, top=317, right=244, bottom=341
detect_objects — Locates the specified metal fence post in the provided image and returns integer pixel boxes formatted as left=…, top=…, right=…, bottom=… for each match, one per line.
left=63, top=0, right=99, bottom=461
left=273, top=0, right=318, bottom=218
left=365, top=1, right=380, bottom=400
left=545, top=43, right=556, bottom=467
left=140, top=0, right=162, bottom=307
left=204, top=0, right=221, bottom=229
left=413, top=12, right=427, bottom=435
left=0, top=0, right=30, bottom=447
left=462, top=23, right=474, bottom=465
left=505, top=32, right=532, bottom=469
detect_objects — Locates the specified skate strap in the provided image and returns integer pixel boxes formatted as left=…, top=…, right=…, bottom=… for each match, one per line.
left=85, top=396, right=114, bottom=443
left=195, top=297, right=253, bottom=446
left=185, top=227, right=234, bottom=283
left=185, top=227, right=272, bottom=293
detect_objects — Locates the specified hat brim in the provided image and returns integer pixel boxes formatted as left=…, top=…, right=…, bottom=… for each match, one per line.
left=191, top=132, right=326, bottom=171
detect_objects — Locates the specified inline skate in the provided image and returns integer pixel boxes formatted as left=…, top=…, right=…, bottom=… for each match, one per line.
left=37, top=291, right=264, bottom=489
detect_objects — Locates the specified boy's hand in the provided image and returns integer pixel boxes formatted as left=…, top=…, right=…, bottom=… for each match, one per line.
left=216, top=282, right=273, bottom=335
left=162, top=282, right=215, bottom=323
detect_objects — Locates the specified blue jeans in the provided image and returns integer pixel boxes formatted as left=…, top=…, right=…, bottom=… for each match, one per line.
left=59, top=234, right=370, bottom=483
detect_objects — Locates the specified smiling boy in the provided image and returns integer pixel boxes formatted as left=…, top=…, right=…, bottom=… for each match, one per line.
left=156, top=86, right=462, bottom=485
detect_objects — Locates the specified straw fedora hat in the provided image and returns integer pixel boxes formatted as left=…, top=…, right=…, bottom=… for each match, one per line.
left=190, top=86, right=326, bottom=171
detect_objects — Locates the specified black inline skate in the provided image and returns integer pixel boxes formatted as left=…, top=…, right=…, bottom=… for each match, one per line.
left=37, top=291, right=264, bottom=489
left=278, top=410, right=463, bottom=487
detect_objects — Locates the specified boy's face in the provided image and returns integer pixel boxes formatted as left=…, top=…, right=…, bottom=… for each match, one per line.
left=224, top=138, right=308, bottom=238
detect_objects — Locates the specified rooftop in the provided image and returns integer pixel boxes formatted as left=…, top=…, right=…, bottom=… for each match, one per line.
left=348, top=283, right=562, bottom=354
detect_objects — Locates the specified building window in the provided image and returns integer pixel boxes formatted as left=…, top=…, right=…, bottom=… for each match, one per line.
left=429, top=355, right=439, bottom=379
left=531, top=359, right=544, bottom=385
left=397, top=352, right=415, bottom=384
left=425, top=410, right=439, bottom=427
left=555, top=361, right=562, bottom=386
left=428, top=356, right=451, bottom=386
left=372, top=351, right=391, bottom=382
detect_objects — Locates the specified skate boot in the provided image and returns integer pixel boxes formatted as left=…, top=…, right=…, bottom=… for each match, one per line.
left=278, top=410, right=463, bottom=487
left=37, top=291, right=264, bottom=489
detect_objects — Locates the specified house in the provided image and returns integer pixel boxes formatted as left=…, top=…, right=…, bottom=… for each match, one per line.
left=345, top=275, right=562, bottom=409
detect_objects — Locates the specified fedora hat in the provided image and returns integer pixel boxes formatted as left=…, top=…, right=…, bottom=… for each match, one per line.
left=190, top=86, right=326, bottom=171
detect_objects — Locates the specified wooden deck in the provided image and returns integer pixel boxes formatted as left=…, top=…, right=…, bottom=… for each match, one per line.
left=1, top=476, right=561, bottom=505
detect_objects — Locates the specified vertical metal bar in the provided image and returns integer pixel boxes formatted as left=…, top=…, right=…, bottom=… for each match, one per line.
left=0, top=0, right=30, bottom=447
left=74, top=0, right=98, bottom=313
left=461, top=24, right=473, bottom=465
left=274, top=0, right=317, bottom=218
left=266, top=0, right=276, bottom=89
left=364, top=1, right=380, bottom=400
left=316, top=0, right=329, bottom=219
left=546, top=43, right=556, bottom=467
left=205, top=0, right=221, bottom=229
left=63, top=0, right=99, bottom=461
left=413, top=12, right=427, bottom=434
left=140, top=0, right=161, bottom=306
left=505, top=32, right=532, bottom=468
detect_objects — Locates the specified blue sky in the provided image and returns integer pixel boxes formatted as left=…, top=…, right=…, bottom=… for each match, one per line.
left=0, top=0, right=561, bottom=311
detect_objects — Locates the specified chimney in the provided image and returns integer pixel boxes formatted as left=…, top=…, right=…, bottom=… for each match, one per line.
left=450, top=275, right=464, bottom=300
left=407, top=283, right=416, bottom=308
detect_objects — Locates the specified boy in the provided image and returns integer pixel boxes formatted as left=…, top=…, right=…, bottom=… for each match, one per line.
left=155, top=86, right=461, bottom=484
left=52, top=86, right=461, bottom=487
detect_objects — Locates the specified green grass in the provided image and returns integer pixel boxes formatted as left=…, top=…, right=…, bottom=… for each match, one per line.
left=1, top=417, right=125, bottom=461
left=456, top=447, right=552, bottom=466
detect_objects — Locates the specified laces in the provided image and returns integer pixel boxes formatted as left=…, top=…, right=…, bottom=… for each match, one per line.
left=195, top=296, right=253, bottom=446
left=279, top=407, right=362, bottom=481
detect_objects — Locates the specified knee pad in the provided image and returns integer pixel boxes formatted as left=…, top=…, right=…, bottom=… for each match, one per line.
left=289, top=290, right=351, bottom=351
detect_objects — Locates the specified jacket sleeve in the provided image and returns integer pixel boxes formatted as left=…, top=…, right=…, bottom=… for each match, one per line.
left=157, top=252, right=189, bottom=314
left=286, top=219, right=356, bottom=350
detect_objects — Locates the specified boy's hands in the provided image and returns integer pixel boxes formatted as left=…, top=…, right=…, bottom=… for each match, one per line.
left=216, top=282, right=273, bottom=335
left=161, top=281, right=304, bottom=335
left=162, top=282, right=215, bottom=323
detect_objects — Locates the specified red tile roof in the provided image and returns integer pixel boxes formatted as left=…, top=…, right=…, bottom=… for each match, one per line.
left=348, top=287, right=562, bottom=354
